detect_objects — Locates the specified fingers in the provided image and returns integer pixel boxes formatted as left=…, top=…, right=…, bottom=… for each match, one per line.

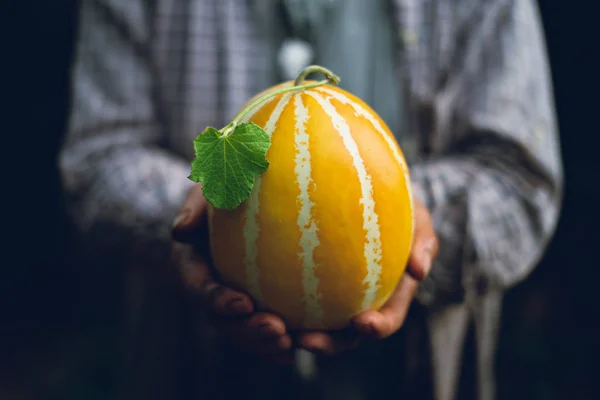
left=298, top=274, right=420, bottom=353
left=246, top=336, right=294, bottom=360
left=219, top=328, right=294, bottom=359
left=173, top=243, right=254, bottom=316
left=202, top=280, right=255, bottom=316
left=296, top=328, right=361, bottom=356
left=171, top=188, right=295, bottom=361
left=336, top=201, right=435, bottom=344
left=353, top=274, right=418, bottom=340
left=175, top=242, right=292, bottom=358
left=213, top=312, right=287, bottom=339
left=295, top=274, right=418, bottom=355
left=213, top=312, right=293, bottom=357
left=407, top=200, right=439, bottom=281
left=172, top=184, right=208, bottom=243
left=171, top=187, right=248, bottom=315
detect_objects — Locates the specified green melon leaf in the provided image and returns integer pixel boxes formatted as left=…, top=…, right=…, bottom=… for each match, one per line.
left=189, top=122, right=271, bottom=210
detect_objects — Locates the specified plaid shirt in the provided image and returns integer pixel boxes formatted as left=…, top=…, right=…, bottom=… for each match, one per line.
left=59, top=0, right=562, bottom=397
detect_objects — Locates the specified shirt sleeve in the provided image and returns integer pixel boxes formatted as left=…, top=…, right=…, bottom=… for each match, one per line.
left=59, top=0, right=195, bottom=257
left=411, top=0, right=563, bottom=307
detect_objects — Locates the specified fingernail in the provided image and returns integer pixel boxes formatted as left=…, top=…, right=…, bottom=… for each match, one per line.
left=421, top=251, right=432, bottom=276
left=302, top=345, right=320, bottom=355
left=226, top=297, right=251, bottom=315
left=172, top=209, right=190, bottom=230
left=258, top=323, right=278, bottom=336
left=356, top=322, right=375, bottom=337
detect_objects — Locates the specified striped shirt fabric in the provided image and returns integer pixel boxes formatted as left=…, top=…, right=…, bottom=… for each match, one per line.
left=59, top=0, right=563, bottom=398
left=60, top=0, right=562, bottom=307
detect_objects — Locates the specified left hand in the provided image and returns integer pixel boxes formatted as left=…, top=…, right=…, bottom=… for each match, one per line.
left=295, top=199, right=438, bottom=355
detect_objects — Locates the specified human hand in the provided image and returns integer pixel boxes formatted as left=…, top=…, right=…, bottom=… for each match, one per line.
left=171, top=185, right=295, bottom=364
left=295, top=199, right=439, bottom=355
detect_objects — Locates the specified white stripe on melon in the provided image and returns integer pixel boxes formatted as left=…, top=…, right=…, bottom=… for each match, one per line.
left=306, top=92, right=383, bottom=310
left=292, top=93, right=323, bottom=328
left=316, top=87, right=415, bottom=230
left=243, top=93, right=293, bottom=305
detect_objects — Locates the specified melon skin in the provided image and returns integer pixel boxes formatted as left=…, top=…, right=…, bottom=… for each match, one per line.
left=207, top=82, right=414, bottom=331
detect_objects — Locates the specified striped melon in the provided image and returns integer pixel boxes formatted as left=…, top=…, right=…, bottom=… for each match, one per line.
left=207, top=81, right=414, bottom=331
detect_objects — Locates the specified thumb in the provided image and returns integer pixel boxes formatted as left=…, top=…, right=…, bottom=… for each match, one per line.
left=407, top=200, right=438, bottom=281
left=172, top=184, right=209, bottom=243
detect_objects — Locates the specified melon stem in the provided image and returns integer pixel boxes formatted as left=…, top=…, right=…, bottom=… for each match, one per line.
left=220, top=65, right=340, bottom=137
left=293, top=65, right=340, bottom=86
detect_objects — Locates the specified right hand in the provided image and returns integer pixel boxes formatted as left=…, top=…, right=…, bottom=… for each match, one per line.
left=171, top=185, right=294, bottom=364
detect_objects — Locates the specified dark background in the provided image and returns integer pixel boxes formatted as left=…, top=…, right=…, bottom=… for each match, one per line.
left=3, top=1, right=598, bottom=399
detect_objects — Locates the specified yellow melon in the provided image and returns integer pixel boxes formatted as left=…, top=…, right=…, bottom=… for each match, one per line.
left=207, top=81, right=414, bottom=331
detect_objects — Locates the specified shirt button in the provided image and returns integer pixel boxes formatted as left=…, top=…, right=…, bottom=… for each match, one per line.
left=402, top=30, right=418, bottom=46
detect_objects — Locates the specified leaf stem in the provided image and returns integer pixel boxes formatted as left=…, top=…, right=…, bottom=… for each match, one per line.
left=220, top=65, right=340, bottom=137
left=294, top=65, right=340, bottom=86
